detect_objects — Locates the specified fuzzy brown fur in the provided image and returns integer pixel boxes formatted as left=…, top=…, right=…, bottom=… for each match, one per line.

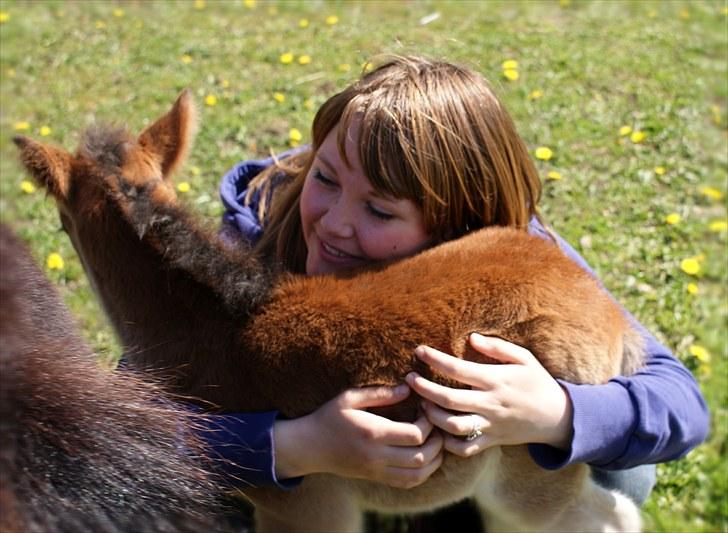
left=0, top=224, right=227, bottom=533
left=14, top=90, right=644, bottom=532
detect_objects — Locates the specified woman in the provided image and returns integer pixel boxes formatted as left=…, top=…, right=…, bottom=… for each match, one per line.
left=205, top=56, right=708, bottom=511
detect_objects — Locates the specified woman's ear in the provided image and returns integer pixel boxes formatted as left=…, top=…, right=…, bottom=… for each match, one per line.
left=138, top=89, right=198, bottom=180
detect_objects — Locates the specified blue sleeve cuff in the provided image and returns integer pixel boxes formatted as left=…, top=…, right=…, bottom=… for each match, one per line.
left=197, top=411, right=303, bottom=490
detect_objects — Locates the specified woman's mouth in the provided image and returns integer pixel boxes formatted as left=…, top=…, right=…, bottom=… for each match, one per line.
left=320, top=240, right=360, bottom=260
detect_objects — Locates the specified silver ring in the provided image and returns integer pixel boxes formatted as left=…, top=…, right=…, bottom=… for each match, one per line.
left=465, top=416, right=483, bottom=441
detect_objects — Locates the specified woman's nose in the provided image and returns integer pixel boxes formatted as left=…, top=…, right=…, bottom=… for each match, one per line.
left=319, top=199, right=355, bottom=239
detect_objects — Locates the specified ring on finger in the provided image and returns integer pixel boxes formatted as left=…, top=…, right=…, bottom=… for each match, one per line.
left=465, top=415, right=483, bottom=441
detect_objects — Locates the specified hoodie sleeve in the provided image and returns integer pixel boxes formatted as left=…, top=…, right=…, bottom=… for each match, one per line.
left=527, top=219, right=709, bottom=470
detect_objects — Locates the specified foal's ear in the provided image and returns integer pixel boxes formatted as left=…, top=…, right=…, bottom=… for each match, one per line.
left=13, top=136, right=72, bottom=200
left=138, top=89, right=198, bottom=179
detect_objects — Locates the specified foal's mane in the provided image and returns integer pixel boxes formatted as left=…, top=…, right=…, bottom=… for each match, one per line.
left=79, top=124, right=133, bottom=170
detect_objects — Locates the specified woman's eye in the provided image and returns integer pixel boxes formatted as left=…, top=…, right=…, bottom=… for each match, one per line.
left=367, top=203, right=395, bottom=221
left=313, top=170, right=336, bottom=187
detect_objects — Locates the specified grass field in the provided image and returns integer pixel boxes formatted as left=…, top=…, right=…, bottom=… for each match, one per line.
left=1, top=0, right=726, bottom=530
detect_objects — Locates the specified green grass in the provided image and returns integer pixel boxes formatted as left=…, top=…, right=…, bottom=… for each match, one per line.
left=1, top=0, right=726, bottom=530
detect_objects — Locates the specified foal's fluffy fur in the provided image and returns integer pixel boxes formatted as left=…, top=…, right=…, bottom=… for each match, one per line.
left=15, top=90, right=643, bottom=532
left=0, top=225, right=225, bottom=533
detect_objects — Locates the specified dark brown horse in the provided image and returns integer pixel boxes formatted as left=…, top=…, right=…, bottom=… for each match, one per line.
left=0, top=224, right=227, bottom=533
left=14, top=91, right=643, bottom=532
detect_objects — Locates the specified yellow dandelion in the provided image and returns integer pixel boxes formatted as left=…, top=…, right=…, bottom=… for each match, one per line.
left=289, top=128, right=303, bottom=142
left=501, top=59, right=518, bottom=70
left=630, top=131, right=646, bottom=143
left=267, top=5, right=278, bottom=15
left=113, top=8, right=124, bottom=17
left=338, top=63, right=351, bottom=72
left=502, top=69, right=519, bottom=81
left=679, top=9, right=690, bottom=20
left=699, top=186, right=724, bottom=201
left=303, top=98, right=314, bottom=110
left=686, top=282, right=699, bottom=295
left=708, top=220, right=728, bottom=233
left=244, top=0, right=256, bottom=7
left=6, top=68, right=16, bottom=78
left=280, top=52, right=294, bottom=64
left=559, top=0, right=571, bottom=6
left=46, top=253, right=65, bottom=270
left=273, top=92, right=286, bottom=103
left=362, top=61, right=374, bottom=72
left=177, top=182, right=191, bottom=193
left=0, top=11, right=10, bottom=23
left=647, top=9, right=657, bottom=18
left=39, top=126, right=52, bottom=137
left=325, top=15, right=339, bottom=25
left=20, top=180, right=36, bottom=194
left=181, top=54, right=193, bottom=64
left=13, top=121, right=30, bottom=131
left=665, top=213, right=681, bottom=225
left=654, top=166, right=666, bottom=175
left=205, top=94, right=218, bottom=106
left=299, top=18, right=309, bottom=28
left=618, top=125, right=632, bottom=136
left=528, top=89, right=543, bottom=100
left=723, top=6, right=728, bottom=15
left=95, top=20, right=106, bottom=29
left=298, top=54, right=311, bottom=65
left=689, top=345, right=710, bottom=363
left=680, top=257, right=700, bottom=276
left=221, top=79, right=230, bottom=88
left=546, top=171, right=563, bottom=180
left=194, top=0, right=206, bottom=10
left=535, top=147, right=553, bottom=161
left=190, top=166, right=201, bottom=176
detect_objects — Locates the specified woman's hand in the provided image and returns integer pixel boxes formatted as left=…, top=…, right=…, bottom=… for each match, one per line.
left=273, top=384, right=444, bottom=488
left=405, top=334, right=573, bottom=458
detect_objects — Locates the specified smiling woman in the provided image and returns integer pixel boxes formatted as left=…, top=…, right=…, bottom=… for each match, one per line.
left=299, top=121, right=431, bottom=275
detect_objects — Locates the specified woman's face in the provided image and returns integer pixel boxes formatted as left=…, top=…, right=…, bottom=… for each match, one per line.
left=300, top=121, right=432, bottom=275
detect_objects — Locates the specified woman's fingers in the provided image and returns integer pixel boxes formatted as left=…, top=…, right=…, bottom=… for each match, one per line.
left=443, top=432, right=489, bottom=457
left=337, top=384, right=410, bottom=409
left=414, top=345, right=491, bottom=389
left=405, top=371, right=479, bottom=412
left=468, top=333, right=536, bottom=366
left=421, top=400, right=490, bottom=437
left=385, top=429, right=443, bottom=469
left=383, top=450, right=444, bottom=489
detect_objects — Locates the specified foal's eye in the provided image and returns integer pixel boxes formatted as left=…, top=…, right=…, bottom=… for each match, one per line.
left=313, top=170, right=336, bottom=187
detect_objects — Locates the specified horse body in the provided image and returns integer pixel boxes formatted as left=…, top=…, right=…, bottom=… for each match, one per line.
left=14, top=90, right=643, bottom=532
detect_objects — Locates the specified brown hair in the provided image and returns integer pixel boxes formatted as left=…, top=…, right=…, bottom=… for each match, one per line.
left=251, top=55, right=543, bottom=273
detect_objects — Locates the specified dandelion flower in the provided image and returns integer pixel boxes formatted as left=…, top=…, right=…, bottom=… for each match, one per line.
left=95, top=20, right=106, bottom=29
left=680, top=257, right=700, bottom=276
left=244, top=0, right=256, bottom=7
left=20, top=180, right=36, bottom=194
left=665, top=213, right=681, bottom=225
left=679, top=9, right=690, bottom=20
left=708, top=220, right=727, bottom=233
left=181, top=54, right=193, bottom=64
left=289, top=128, right=303, bottom=142
left=0, top=11, right=9, bottom=23
left=267, top=5, right=278, bottom=15
left=13, top=121, right=30, bottom=131
left=338, top=63, right=351, bottom=72
left=501, top=59, right=518, bottom=70
left=686, top=282, right=699, bottom=295
left=362, top=61, right=374, bottom=72
left=46, top=253, right=65, bottom=270
left=6, top=68, right=16, bottom=78
left=654, top=166, right=666, bottom=175
left=647, top=9, right=657, bottom=18
left=298, top=55, right=311, bottom=65
left=273, top=92, right=286, bottom=103
left=619, top=125, right=632, bottom=136
left=177, top=182, right=191, bottom=193
left=190, top=166, right=201, bottom=176
left=39, top=126, right=52, bottom=137
left=205, top=94, right=218, bottom=106
left=325, top=15, right=339, bottom=25
left=528, top=90, right=543, bottom=100
left=502, top=69, right=519, bottom=81
left=194, top=0, right=206, bottom=10
left=304, top=98, right=314, bottom=110
left=280, top=52, right=294, bottom=64
left=630, top=131, right=646, bottom=143
left=699, top=186, right=724, bottom=201
left=113, top=8, right=124, bottom=17
left=221, top=79, right=230, bottom=88
left=689, top=345, right=710, bottom=363
left=299, top=18, right=309, bottom=28
left=546, top=171, right=562, bottom=180
left=535, top=147, right=553, bottom=161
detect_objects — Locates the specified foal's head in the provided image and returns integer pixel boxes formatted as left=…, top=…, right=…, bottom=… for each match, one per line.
left=13, top=90, right=197, bottom=236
